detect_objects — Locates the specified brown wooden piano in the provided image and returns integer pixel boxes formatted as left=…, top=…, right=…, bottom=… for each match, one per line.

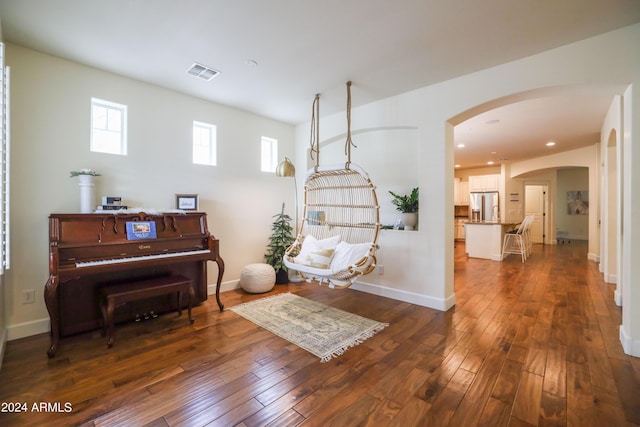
left=44, top=211, right=224, bottom=357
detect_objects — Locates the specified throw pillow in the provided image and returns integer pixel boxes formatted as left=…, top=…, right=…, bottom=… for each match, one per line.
left=307, top=248, right=336, bottom=269
left=294, top=234, right=341, bottom=266
left=330, top=241, right=371, bottom=271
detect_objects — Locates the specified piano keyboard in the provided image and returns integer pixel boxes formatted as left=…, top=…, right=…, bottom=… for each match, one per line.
left=76, top=249, right=211, bottom=268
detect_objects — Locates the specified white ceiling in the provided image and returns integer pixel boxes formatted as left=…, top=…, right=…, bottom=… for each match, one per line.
left=1, top=0, right=639, bottom=169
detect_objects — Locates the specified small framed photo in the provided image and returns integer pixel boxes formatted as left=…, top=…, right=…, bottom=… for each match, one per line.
left=176, top=194, right=198, bottom=211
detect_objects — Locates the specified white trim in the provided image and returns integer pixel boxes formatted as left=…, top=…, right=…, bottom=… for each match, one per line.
left=208, top=279, right=240, bottom=296
left=588, top=252, right=599, bottom=262
left=620, top=324, right=640, bottom=358
left=614, top=289, right=622, bottom=307
left=351, top=280, right=455, bottom=311
left=4, top=280, right=240, bottom=342
left=0, top=326, right=7, bottom=372
left=7, top=318, right=50, bottom=341
left=214, top=279, right=458, bottom=311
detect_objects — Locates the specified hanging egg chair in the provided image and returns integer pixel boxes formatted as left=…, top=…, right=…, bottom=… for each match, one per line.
left=284, top=82, right=381, bottom=289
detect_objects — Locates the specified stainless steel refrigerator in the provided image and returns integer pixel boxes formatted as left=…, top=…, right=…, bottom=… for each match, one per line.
left=469, top=192, right=499, bottom=222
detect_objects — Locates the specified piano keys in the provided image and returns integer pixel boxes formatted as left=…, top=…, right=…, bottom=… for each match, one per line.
left=44, top=212, right=225, bottom=357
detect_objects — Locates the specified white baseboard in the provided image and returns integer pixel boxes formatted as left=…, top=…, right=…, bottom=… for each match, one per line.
left=588, top=252, right=599, bottom=262
left=208, top=279, right=240, bottom=296
left=211, top=279, right=459, bottom=312
left=614, top=289, right=622, bottom=306
left=620, top=324, right=640, bottom=357
left=604, top=273, right=617, bottom=284
left=0, top=326, right=7, bottom=372
left=7, top=318, right=50, bottom=341
left=5, top=280, right=241, bottom=342
left=4, top=278, right=452, bottom=343
left=351, top=280, right=455, bottom=311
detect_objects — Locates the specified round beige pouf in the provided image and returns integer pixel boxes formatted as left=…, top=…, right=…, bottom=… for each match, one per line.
left=240, top=263, right=276, bottom=293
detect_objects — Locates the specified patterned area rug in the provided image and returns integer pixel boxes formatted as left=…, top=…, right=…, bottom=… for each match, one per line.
left=230, top=293, right=389, bottom=362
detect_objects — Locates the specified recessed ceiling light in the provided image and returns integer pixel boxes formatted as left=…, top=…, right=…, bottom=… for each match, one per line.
left=455, top=164, right=461, bottom=168
left=457, top=144, right=465, bottom=148
left=487, top=161, right=494, bottom=165
left=546, top=141, right=556, bottom=146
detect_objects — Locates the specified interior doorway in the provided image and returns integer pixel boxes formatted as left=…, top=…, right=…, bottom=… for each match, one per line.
left=524, top=184, right=548, bottom=244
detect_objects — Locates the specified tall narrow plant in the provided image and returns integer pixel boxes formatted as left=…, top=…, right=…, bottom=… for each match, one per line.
left=264, top=203, right=295, bottom=275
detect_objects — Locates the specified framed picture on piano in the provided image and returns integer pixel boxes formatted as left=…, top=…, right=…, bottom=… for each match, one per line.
left=176, top=194, right=198, bottom=211
left=125, top=221, right=157, bottom=240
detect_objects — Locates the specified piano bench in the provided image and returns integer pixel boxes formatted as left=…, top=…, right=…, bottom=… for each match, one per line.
left=99, top=275, right=195, bottom=348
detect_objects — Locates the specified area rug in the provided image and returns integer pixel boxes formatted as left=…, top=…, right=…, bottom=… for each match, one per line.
left=230, top=293, right=388, bottom=362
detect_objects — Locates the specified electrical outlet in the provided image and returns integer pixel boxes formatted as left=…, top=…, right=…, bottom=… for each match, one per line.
left=23, top=289, right=36, bottom=304
left=377, top=265, right=384, bottom=275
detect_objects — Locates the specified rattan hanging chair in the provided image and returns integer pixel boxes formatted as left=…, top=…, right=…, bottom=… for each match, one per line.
left=284, top=82, right=381, bottom=289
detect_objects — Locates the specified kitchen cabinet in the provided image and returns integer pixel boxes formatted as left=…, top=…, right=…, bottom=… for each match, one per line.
left=469, top=174, right=499, bottom=192
left=454, top=179, right=469, bottom=205
left=455, top=218, right=467, bottom=240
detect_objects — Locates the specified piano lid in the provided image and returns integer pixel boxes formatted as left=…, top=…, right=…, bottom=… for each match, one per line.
left=50, top=212, right=209, bottom=245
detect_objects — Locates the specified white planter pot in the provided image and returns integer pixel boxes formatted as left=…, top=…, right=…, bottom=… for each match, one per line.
left=77, top=175, right=96, bottom=213
left=402, top=212, right=418, bottom=230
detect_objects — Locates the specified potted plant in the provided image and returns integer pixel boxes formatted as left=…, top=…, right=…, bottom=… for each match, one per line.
left=389, top=187, right=419, bottom=230
left=264, top=203, right=296, bottom=284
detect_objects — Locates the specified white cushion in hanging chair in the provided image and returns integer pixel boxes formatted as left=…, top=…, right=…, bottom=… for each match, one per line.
left=294, top=234, right=341, bottom=267
left=329, top=241, right=372, bottom=271
left=283, top=162, right=380, bottom=289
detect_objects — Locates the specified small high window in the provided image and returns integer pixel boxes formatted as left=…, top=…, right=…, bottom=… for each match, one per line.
left=261, top=136, right=278, bottom=172
left=193, top=121, right=217, bottom=166
left=90, top=98, right=127, bottom=155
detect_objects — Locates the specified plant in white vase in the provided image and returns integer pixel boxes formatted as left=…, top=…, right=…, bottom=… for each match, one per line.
left=389, top=187, right=419, bottom=230
left=69, top=168, right=101, bottom=177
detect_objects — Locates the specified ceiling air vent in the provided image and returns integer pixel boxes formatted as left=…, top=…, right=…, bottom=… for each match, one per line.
left=187, top=62, right=220, bottom=81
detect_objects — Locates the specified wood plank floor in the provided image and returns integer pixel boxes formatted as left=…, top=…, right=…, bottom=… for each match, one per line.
left=1, top=241, right=640, bottom=426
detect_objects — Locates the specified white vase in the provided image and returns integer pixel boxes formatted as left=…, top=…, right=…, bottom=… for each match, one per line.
left=77, top=175, right=96, bottom=213
left=402, top=212, right=418, bottom=231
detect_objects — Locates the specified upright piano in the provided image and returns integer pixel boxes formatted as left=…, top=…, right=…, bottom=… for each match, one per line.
left=44, top=211, right=224, bottom=357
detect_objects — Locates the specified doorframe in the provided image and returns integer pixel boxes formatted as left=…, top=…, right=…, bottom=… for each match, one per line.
left=524, top=182, right=550, bottom=245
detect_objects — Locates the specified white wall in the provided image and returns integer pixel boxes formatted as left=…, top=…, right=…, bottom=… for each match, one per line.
left=4, top=23, right=640, bottom=357
left=509, top=145, right=599, bottom=257
left=4, top=43, right=295, bottom=340
left=294, top=24, right=640, bottom=357
left=317, top=127, right=420, bottom=227
left=503, top=166, right=558, bottom=239
left=556, top=168, right=590, bottom=240
left=600, top=95, right=623, bottom=301
left=0, top=30, right=6, bottom=366
left=620, top=83, right=640, bottom=356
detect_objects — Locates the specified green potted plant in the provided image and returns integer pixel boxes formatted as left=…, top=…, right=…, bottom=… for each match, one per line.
left=264, top=203, right=296, bottom=284
left=389, top=187, right=419, bottom=230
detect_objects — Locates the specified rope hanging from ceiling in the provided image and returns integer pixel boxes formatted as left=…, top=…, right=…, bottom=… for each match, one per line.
left=283, top=81, right=381, bottom=289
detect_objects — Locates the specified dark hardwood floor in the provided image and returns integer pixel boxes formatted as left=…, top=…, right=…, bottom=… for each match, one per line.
left=1, top=241, right=639, bottom=426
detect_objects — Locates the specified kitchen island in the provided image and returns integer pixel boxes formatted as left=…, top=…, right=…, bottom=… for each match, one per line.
left=465, top=221, right=517, bottom=261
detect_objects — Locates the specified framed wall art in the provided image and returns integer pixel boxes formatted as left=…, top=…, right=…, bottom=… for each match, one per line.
left=567, top=191, right=588, bottom=215
left=176, top=194, right=198, bottom=211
